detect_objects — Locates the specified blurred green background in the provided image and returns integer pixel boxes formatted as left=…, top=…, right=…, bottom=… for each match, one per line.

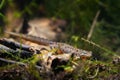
left=0, top=0, right=120, bottom=61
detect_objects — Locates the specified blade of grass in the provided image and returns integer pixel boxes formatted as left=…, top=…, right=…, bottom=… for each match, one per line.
left=0, top=0, right=5, bottom=9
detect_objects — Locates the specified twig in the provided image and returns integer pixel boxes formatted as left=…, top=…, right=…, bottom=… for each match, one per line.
left=81, top=38, right=116, bottom=54
left=87, top=10, right=100, bottom=40
left=0, top=57, right=26, bottom=66
left=0, top=57, right=42, bottom=70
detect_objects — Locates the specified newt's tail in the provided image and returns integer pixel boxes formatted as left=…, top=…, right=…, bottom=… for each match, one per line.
left=5, top=32, right=52, bottom=45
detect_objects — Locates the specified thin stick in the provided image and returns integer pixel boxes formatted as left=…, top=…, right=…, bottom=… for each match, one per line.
left=81, top=38, right=116, bottom=54
left=87, top=10, right=100, bottom=40
left=0, top=57, right=42, bottom=70
left=0, top=57, right=26, bottom=65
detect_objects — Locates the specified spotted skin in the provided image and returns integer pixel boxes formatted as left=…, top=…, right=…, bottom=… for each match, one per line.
left=6, top=32, right=92, bottom=58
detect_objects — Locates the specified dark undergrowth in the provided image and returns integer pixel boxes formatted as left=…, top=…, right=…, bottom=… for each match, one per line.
left=0, top=0, right=120, bottom=80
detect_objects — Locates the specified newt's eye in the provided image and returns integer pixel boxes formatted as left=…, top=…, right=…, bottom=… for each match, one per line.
left=76, top=49, right=78, bottom=52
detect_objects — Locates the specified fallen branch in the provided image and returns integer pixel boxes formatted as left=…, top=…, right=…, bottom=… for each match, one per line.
left=0, top=38, right=31, bottom=51
left=0, top=44, right=33, bottom=59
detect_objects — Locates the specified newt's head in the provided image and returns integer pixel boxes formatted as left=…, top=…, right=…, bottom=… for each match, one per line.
left=73, top=50, right=92, bottom=60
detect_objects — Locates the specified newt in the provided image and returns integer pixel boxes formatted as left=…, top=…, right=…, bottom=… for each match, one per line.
left=6, top=32, right=92, bottom=59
